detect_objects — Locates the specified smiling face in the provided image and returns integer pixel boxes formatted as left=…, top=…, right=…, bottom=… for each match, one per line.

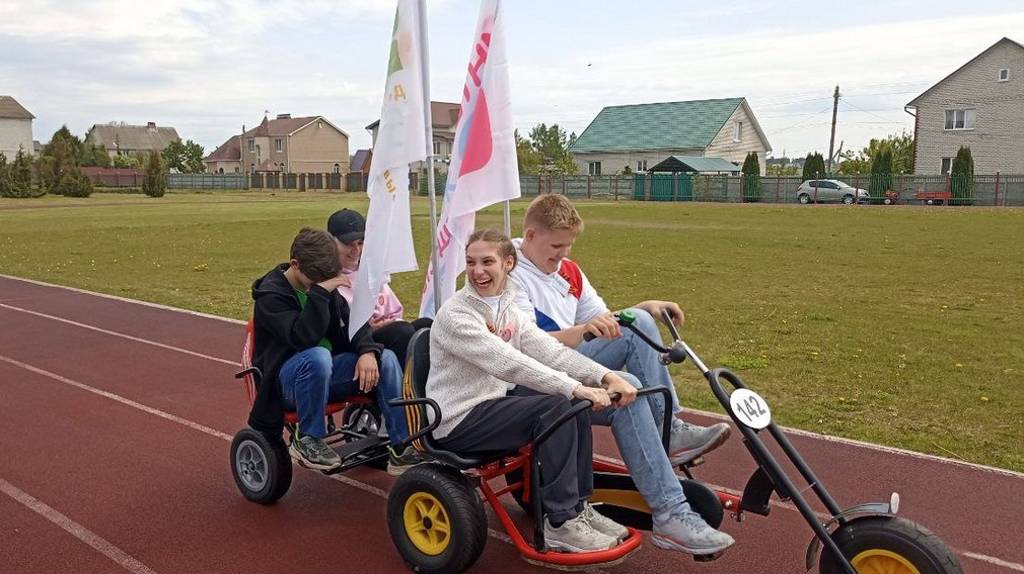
left=465, top=239, right=515, bottom=297
left=337, top=239, right=363, bottom=270
left=521, top=226, right=578, bottom=274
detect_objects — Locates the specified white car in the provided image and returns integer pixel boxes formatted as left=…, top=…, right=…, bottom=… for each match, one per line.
left=796, top=180, right=870, bottom=204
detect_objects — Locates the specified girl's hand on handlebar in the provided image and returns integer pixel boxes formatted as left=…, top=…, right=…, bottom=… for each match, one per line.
left=583, top=313, right=621, bottom=341
left=572, top=384, right=612, bottom=411
left=602, top=373, right=638, bottom=407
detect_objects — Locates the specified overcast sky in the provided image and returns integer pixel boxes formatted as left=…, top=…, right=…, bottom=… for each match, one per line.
left=3, top=0, right=1023, bottom=159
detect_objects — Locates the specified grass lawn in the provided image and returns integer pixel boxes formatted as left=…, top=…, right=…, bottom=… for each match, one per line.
left=2, top=190, right=1022, bottom=471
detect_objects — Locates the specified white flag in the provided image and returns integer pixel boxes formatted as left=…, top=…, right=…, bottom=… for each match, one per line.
left=349, top=0, right=427, bottom=338
left=419, top=0, right=521, bottom=317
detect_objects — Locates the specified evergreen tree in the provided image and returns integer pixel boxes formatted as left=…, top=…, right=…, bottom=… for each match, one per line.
left=950, top=146, right=974, bottom=206
left=143, top=149, right=166, bottom=197
left=802, top=152, right=826, bottom=181
left=868, top=145, right=893, bottom=202
left=741, top=152, right=761, bottom=202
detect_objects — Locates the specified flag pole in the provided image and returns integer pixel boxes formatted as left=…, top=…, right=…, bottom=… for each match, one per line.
left=503, top=200, right=511, bottom=236
left=417, top=0, right=442, bottom=314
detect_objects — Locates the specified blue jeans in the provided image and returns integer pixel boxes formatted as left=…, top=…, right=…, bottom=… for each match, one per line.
left=576, top=307, right=683, bottom=418
left=589, top=372, right=687, bottom=515
left=278, top=347, right=408, bottom=444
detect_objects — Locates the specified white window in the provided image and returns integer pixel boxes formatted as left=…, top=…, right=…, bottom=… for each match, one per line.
left=941, top=158, right=952, bottom=175
left=433, top=140, right=442, bottom=156
left=999, top=68, right=1009, bottom=82
left=248, top=138, right=255, bottom=152
left=636, top=159, right=647, bottom=172
left=275, top=138, right=283, bottom=152
left=734, top=122, right=742, bottom=142
left=333, top=163, right=341, bottom=174
left=588, top=161, right=602, bottom=176
left=943, top=109, right=975, bottom=130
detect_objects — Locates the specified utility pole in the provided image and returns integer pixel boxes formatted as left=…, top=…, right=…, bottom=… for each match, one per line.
left=827, top=85, right=840, bottom=173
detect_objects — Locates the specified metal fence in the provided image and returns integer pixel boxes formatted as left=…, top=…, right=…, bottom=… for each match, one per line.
left=167, top=173, right=247, bottom=189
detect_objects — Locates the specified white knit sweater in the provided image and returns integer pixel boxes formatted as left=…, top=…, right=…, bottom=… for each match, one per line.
left=426, top=282, right=611, bottom=439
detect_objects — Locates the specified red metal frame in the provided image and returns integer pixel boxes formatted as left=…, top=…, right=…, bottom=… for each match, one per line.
left=470, top=448, right=643, bottom=566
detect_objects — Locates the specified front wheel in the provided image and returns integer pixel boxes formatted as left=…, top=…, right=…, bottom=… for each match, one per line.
left=819, top=516, right=963, bottom=574
left=387, top=464, right=487, bottom=574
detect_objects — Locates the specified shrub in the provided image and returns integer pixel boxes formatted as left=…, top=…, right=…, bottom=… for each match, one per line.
left=143, top=150, right=166, bottom=197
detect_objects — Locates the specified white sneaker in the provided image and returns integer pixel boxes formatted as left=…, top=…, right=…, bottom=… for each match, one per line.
left=668, top=421, right=731, bottom=465
left=651, top=504, right=735, bottom=555
left=580, top=502, right=628, bottom=542
left=544, top=514, right=618, bottom=553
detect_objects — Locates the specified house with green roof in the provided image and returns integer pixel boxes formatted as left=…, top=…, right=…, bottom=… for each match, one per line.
left=569, top=97, right=770, bottom=176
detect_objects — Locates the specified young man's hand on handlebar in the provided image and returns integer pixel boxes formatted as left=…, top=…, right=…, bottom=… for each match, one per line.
left=572, top=384, right=612, bottom=410
left=601, top=372, right=638, bottom=407
left=582, top=312, right=621, bottom=340
left=635, top=300, right=686, bottom=327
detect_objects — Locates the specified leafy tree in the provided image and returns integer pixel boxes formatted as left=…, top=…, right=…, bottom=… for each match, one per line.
left=112, top=154, right=142, bottom=169
left=951, top=146, right=974, bottom=205
left=801, top=152, right=826, bottom=181
left=868, top=144, right=893, bottom=201
left=162, top=139, right=205, bottom=173
left=36, top=129, right=78, bottom=194
left=142, top=149, right=166, bottom=197
left=514, top=129, right=542, bottom=175
left=741, top=152, right=761, bottom=202
left=522, top=123, right=579, bottom=175
left=837, top=132, right=914, bottom=176
left=56, top=165, right=93, bottom=197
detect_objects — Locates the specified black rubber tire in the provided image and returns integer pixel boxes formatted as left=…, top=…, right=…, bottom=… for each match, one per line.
left=387, top=464, right=487, bottom=574
left=799, top=193, right=811, bottom=204
left=842, top=194, right=854, bottom=205
left=230, top=427, right=292, bottom=505
left=819, top=516, right=963, bottom=574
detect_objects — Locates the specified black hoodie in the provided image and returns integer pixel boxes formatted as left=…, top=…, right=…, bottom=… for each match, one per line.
left=248, top=263, right=381, bottom=435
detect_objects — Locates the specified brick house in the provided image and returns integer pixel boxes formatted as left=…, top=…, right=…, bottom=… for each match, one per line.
left=907, top=37, right=1024, bottom=175
left=239, top=114, right=350, bottom=174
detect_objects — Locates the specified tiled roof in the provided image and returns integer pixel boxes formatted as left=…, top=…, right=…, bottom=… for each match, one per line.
left=570, top=98, right=744, bottom=153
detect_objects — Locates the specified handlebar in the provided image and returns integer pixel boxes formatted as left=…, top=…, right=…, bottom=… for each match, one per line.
left=582, top=309, right=688, bottom=365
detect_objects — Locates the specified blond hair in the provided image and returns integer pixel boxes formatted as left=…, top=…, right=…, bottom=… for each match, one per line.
left=523, top=194, right=584, bottom=233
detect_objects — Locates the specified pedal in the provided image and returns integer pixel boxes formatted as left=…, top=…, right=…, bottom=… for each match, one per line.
left=693, top=551, right=723, bottom=562
left=676, top=455, right=705, bottom=469
left=333, top=434, right=389, bottom=463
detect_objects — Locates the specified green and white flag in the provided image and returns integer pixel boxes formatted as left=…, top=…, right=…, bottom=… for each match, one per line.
left=350, top=0, right=428, bottom=338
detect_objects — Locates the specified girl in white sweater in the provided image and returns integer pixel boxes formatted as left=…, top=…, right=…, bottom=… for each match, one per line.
left=426, top=229, right=640, bottom=553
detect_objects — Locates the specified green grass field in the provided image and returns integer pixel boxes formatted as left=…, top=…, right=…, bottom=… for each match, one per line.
left=2, top=190, right=1022, bottom=471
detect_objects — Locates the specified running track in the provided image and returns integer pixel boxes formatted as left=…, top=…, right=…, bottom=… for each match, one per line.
left=1, top=274, right=1021, bottom=574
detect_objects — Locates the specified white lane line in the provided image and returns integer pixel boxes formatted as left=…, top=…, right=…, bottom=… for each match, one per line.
left=0, top=355, right=520, bottom=557
left=963, top=553, right=1024, bottom=572
left=0, top=477, right=158, bottom=574
left=0, top=303, right=239, bottom=368
left=4, top=272, right=1021, bottom=480
left=0, top=354, right=234, bottom=441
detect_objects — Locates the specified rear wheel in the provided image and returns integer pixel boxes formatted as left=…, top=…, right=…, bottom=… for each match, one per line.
left=799, top=193, right=811, bottom=204
left=842, top=194, right=854, bottom=205
left=819, top=516, right=963, bottom=574
left=387, top=464, right=487, bottom=574
left=230, top=428, right=292, bottom=505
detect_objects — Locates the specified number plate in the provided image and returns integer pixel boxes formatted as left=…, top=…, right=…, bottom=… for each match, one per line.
left=729, top=389, right=772, bottom=430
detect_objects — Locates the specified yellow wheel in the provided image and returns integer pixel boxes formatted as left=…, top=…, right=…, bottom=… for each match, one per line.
left=851, top=549, right=921, bottom=573
left=387, top=464, right=487, bottom=574
left=819, top=517, right=962, bottom=574
left=403, top=492, right=451, bottom=556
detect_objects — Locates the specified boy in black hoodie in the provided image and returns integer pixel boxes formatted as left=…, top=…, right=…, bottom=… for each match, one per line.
left=249, top=228, right=410, bottom=471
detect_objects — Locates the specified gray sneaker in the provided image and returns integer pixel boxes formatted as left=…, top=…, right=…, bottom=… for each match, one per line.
left=581, top=502, right=628, bottom=542
left=289, top=434, right=342, bottom=470
left=651, top=503, right=735, bottom=555
left=387, top=446, right=428, bottom=476
left=668, top=421, right=731, bottom=465
left=544, top=514, right=618, bottom=553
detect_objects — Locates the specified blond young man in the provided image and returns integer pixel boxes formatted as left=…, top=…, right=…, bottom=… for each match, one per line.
left=510, top=195, right=731, bottom=463
left=506, top=195, right=736, bottom=555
